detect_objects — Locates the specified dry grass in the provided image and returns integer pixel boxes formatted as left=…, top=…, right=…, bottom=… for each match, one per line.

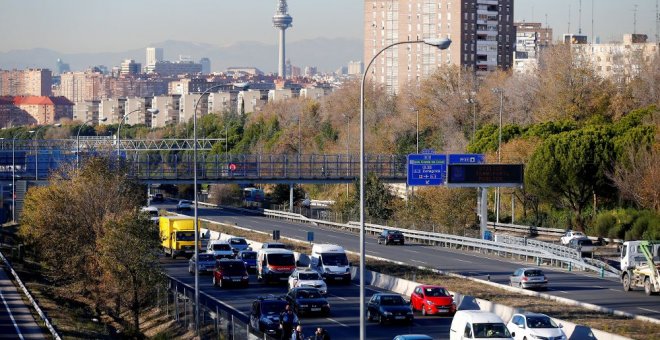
left=203, top=220, right=660, bottom=340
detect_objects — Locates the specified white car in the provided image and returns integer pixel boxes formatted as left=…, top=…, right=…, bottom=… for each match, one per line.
left=206, top=240, right=234, bottom=260
left=560, top=231, right=586, bottom=245
left=507, top=313, right=566, bottom=340
left=288, top=269, right=327, bottom=295
left=176, top=200, right=193, bottom=211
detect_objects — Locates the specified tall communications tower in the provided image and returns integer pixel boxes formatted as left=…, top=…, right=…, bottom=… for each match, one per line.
left=273, top=0, right=293, bottom=79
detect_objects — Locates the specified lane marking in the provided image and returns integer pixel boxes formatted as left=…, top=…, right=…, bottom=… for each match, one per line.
left=402, top=249, right=420, bottom=254
left=454, top=259, right=473, bottom=263
left=328, top=294, right=347, bottom=301
left=327, top=317, right=349, bottom=327
left=608, top=289, right=620, bottom=292
left=638, top=307, right=660, bottom=313
left=0, top=287, right=24, bottom=340
left=411, top=260, right=425, bottom=264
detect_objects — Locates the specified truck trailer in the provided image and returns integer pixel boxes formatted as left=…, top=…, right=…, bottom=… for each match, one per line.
left=621, top=240, right=660, bottom=295
left=160, top=216, right=196, bottom=259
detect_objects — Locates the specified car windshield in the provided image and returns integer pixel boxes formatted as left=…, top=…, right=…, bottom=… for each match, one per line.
left=473, top=323, right=511, bottom=338
left=526, top=316, right=558, bottom=328
left=424, top=287, right=450, bottom=297
left=241, top=252, right=257, bottom=260
left=268, top=253, right=294, bottom=266
left=220, top=262, right=246, bottom=274
left=197, top=254, right=215, bottom=262
left=261, top=301, right=287, bottom=315
left=321, top=253, right=348, bottom=266
left=212, top=244, right=231, bottom=251
left=230, top=238, right=247, bottom=245
left=387, top=230, right=401, bottom=235
left=265, top=243, right=286, bottom=249
left=299, top=272, right=321, bottom=280
left=524, top=270, right=544, bottom=277
left=179, top=200, right=191, bottom=205
left=380, top=296, right=405, bottom=305
left=176, top=231, right=194, bottom=241
left=579, top=239, right=593, bottom=246
left=297, top=290, right=322, bottom=299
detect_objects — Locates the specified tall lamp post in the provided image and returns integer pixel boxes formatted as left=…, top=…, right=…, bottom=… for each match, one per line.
left=77, top=117, right=108, bottom=169
left=192, top=84, right=223, bottom=334
left=491, top=88, right=504, bottom=225
left=116, top=108, right=159, bottom=157
left=360, top=37, right=451, bottom=340
left=32, top=123, right=62, bottom=181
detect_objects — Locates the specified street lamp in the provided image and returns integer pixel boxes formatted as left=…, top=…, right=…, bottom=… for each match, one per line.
left=359, top=37, right=451, bottom=340
left=491, top=88, right=504, bottom=225
left=11, top=130, right=30, bottom=222
left=116, top=108, right=159, bottom=157
left=192, top=84, right=224, bottom=334
left=77, top=117, right=107, bottom=169
left=342, top=113, right=350, bottom=197
left=32, top=123, right=62, bottom=181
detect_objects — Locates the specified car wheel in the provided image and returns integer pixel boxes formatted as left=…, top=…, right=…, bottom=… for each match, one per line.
left=377, top=239, right=381, bottom=245
left=212, top=276, right=216, bottom=287
left=378, top=314, right=385, bottom=325
left=367, top=310, right=373, bottom=322
left=219, top=278, right=223, bottom=288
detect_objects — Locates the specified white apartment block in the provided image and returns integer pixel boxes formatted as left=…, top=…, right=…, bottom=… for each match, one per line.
left=237, top=90, right=264, bottom=114
left=73, top=100, right=100, bottom=123
left=572, top=34, right=659, bottom=83
left=179, top=93, right=207, bottom=124
left=99, top=98, right=125, bottom=125
left=268, top=89, right=293, bottom=102
left=299, top=88, right=324, bottom=100
left=208, top=92, right=232, bottom=113
left=151, top=95, right=179, bottom=128
left=124, top=97, right=146, bottom=126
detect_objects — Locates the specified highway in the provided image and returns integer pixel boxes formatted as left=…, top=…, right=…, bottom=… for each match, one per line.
left=155, top=202, right=660, bottom=323
left=162, top=257, right=452, bottom=339
left=0, top=264, right=45, bottom=339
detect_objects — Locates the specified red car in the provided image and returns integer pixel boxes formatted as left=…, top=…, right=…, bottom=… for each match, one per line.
left=410, top=285, right=456, bottom=316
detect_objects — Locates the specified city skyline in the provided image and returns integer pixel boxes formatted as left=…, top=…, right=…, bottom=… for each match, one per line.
left=0, top=0, right=657, bottom=55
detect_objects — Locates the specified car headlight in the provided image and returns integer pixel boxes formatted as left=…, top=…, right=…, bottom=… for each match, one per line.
left=425, top=300, right=434, bottom=306
left=406, top=311, right=413, bottom=315
left=383, top=311, right=392, bottom=316
left=530, top=335, right=549, bottom=340
left=242, top=275, right=249, bottom=279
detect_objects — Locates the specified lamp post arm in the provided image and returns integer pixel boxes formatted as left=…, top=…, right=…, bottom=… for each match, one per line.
left=117, top=108, right=142, bottom=156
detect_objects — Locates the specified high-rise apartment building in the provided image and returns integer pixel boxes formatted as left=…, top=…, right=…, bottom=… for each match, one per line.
left=0, top=69, right=52, bottom=96
left=364, top=0, right=514, bottom=93
left=146, top=47, right=164, bottom=73
left=120, top=59, right=141, bottom=75
left=58, top=71, right=105, bottom=103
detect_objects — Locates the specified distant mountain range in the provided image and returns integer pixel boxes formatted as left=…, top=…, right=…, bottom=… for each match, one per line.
left=0, top=38, right=363, bottom=74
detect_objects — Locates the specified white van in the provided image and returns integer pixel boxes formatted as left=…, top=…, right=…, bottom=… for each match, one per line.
left=256, top=248, right=296, bottom=284
left=206, top=240, right=234, bottom=260
left=310, top=244, right=351, bottom=284
left=449, top=310, right=513, bottom=340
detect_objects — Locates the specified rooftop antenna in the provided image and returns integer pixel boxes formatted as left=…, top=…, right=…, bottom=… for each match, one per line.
left=591, top=0, right=595, bottom=43
left=578, top=0, right=582, bottom=34
left=568, top=4, right=572, bottom=34
left=656, top=0, right=659, bottom=42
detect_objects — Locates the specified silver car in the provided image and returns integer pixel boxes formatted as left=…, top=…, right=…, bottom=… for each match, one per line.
left=189, top=253, right=217, bottom=274
left=176, top=200, right=193, bottom=211
left=509, top=268, right=548, bottom=290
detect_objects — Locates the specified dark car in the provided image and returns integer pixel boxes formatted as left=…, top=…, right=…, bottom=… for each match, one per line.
left=212, top=259, right=249, bottom=288
left=567, top=237, right=595, bottom=255
left=151, top=193, right=164, bottom=202
left=285, top=287, right=330, bottom=316
left=238, top=250, right=257, bottom=273
left=377, top=230, right=405, bottom=245
left=249, top=295, right=291, bottom=337
left=367, top=293, right=413, bottom=325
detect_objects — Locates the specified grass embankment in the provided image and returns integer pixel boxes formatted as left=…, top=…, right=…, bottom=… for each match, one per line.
left=202, top=220, right=660, bottom=340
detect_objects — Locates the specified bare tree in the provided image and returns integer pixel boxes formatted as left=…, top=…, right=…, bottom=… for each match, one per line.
left=610, top=146, right=660, bottom=212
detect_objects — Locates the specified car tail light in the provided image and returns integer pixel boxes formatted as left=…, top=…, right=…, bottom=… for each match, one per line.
left=388, top=236, right=393, bottom=239
left=522, top=277, right=528, bottom=282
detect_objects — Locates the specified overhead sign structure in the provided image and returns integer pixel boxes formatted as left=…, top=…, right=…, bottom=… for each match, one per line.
left=446, top=164, right=524, bottom=187
left=407, top=154, right=446, bottom=186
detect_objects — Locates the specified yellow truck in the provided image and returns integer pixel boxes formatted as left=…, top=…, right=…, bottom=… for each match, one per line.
left=160, top=216, right=197, bottom=259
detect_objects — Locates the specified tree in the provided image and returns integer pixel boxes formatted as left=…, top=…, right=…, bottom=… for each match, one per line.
left=19, top=155, right=163, bottom=326
left=525, top=127, right=616, bottom=229
left=270, top=184, right=305, bottom=206
left=610, top=146, right=660, bottom=213
left=363, top=173, right=394, bottom=222
left=98, top=211, right=163, bottom=331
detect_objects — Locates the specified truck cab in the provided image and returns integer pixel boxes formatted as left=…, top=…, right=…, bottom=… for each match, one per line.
left=621, top=240, right=660, bottom=295
left=310, top=244, right=352, bottom=284
left=159, top=216, right=196, bottom=259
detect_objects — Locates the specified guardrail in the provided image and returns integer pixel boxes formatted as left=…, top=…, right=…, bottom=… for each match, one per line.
left=495, top=234, right=583, bottom=260
left=0, top=251, right=61, bottom=340
left=197, top=201, right=617, bottom=278
left=487, top=222, right=624, bottom=245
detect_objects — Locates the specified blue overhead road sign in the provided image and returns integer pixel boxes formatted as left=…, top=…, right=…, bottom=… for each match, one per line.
left=449, top=154, right=485, bottom=164
left=407, top=154, right=446, bottom=186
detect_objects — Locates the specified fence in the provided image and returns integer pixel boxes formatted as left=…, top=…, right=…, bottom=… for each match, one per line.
left=160, top=275, right=270, bottom=340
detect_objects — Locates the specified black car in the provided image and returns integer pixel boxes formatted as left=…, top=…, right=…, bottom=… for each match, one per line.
left=249, top=295, right=290, bottom=337
left=151, top=193, right=164, bottom=202
left=285, top=287, right=330, bottom=316
left=377, top=230, right=405, bottom=245
left=367, top=293, right=413, bottom=325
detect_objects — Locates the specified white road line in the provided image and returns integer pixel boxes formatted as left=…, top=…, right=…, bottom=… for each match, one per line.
left=411, top=260, right=425, bottom=264
left=593, top=286, right=604, bottom=289
left=638, top=307, right=660, bottom=313
left=0, top=288, right=24, bottom=340
left=402, top=249, right=420, bottom=254
left=608, top=289, right=620, bottom=292
left=454, top=258, right=473, bottom=263
left=329, top=294, right=347, bottom=301
left=327, top=317, right=349, bottom=327
left=557, top=290, right=569, bottom=294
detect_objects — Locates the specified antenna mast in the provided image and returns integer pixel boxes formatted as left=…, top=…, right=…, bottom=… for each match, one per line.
left=656, top=0, right=659, bottom=42
left=568, top=4, right=572, bottom=34
left=578, top=0, right=582, bottom=34
left=634, top=4, right=638, bottom=34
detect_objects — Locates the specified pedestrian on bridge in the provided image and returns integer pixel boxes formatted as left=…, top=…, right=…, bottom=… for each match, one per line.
left=279, top=304, right=298, bottom=340
left=313, top=327, right=331, bottom=340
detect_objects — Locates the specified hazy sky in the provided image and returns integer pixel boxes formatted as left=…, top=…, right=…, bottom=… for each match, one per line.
left=0, top=0, right=657, bottom=53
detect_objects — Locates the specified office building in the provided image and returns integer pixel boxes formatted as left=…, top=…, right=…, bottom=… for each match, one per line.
left=364, top=0, right=514, bottom=93
left=146, top=47, right=164, bottom=73
left=152, top=61, right=202, bottom=77
left=120, top=60, right=141, bottom=75
left=200, top=58, right=211, bottom=74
